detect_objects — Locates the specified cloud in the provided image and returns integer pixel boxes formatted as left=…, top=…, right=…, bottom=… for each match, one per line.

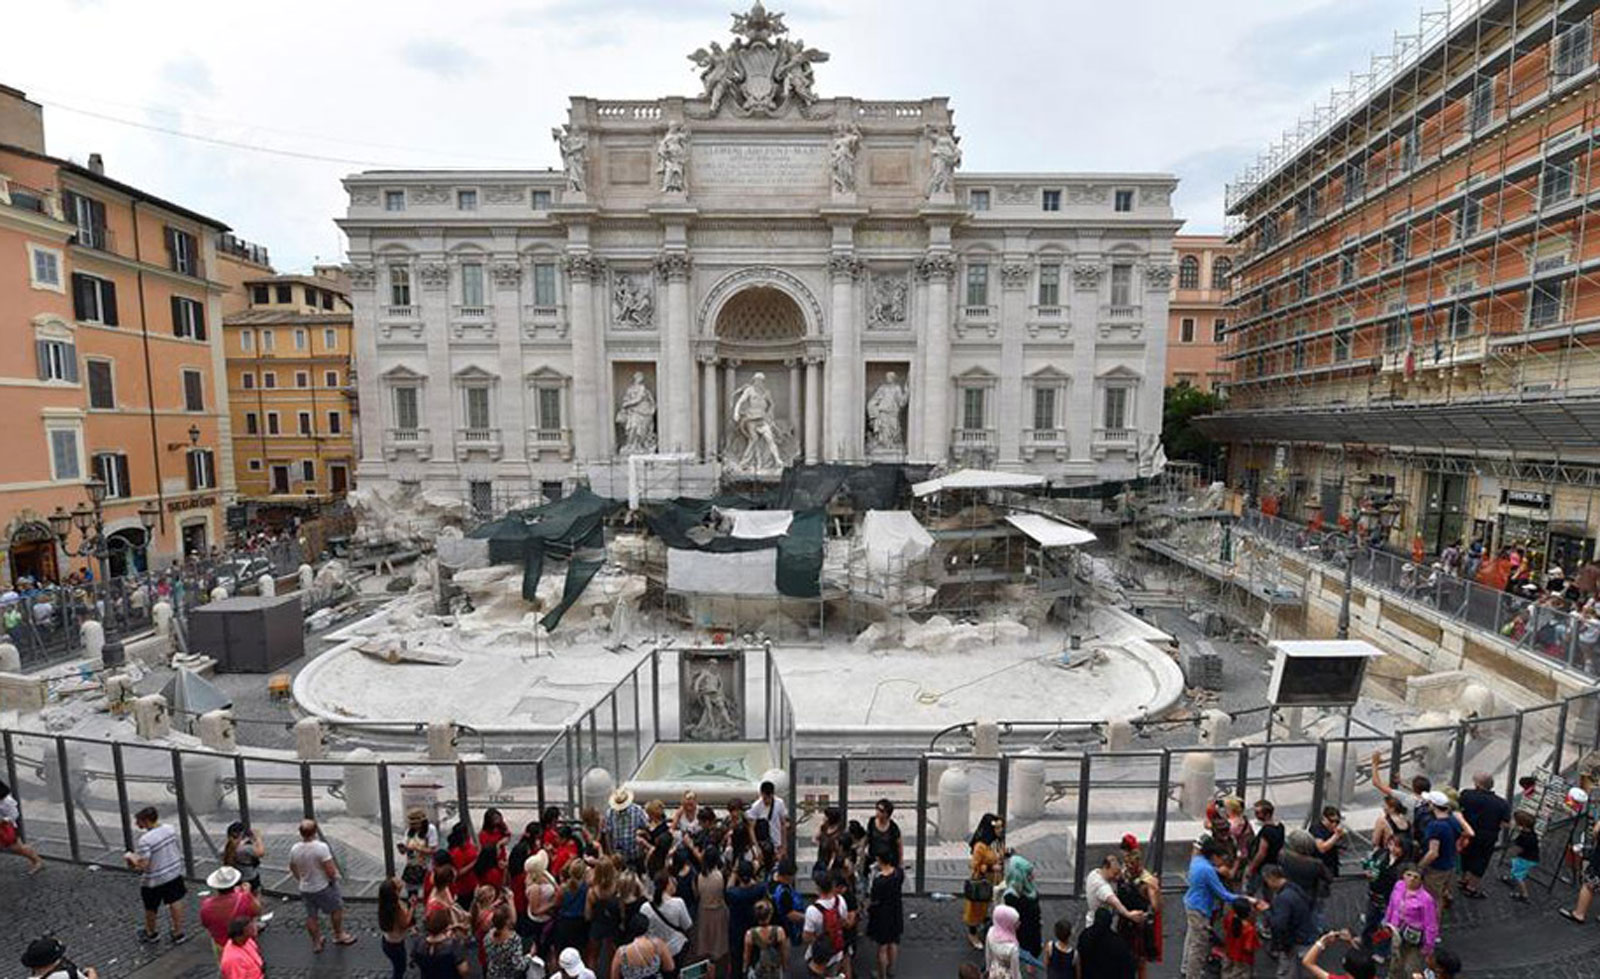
left=400, top=39, right=484, bottom=79
left=159, top=55, right=215, bottom=97
left=1166, top=143, right=1261, bottom=231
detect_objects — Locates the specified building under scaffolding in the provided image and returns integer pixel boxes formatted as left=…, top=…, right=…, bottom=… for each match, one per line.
left=1199, top=0, right=1600, bottom=571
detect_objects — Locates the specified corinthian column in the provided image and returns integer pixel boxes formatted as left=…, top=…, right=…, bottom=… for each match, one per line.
left=998, top=261, right=1029, bottom=464
left=804, top=356, right=822, bottom=465
left=826, top=254, right=862, bottom=462
left=701, top=355, right=719, bottom=461
left=656, top=251, right=693, bottom=454
left=564, top=253, right=604, bottom=461
left=917, top=252, right=956, bottom=462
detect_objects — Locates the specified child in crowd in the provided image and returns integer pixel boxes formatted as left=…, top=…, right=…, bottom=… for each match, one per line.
left=1504, top=809, right=1539, bottom=902
left=1220, top=896, right=1261, bottom=979
left=1040, top=918, right=1075, bottom=979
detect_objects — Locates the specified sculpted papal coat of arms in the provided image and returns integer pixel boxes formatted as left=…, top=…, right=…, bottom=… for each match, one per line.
left=688, top=3, right=830, bottom=117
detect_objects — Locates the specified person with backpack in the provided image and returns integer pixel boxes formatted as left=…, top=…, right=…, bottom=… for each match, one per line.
left=803, top=869, right=854, bottom=978
left=769, top=857, right=808, bottom=943
left=984, top=903, right=1022, bottom=979
left=744, top=899, right=789, bottom=979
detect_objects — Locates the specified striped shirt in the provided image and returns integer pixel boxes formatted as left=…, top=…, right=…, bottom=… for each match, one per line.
left=137, top=824, right=184, bottom=886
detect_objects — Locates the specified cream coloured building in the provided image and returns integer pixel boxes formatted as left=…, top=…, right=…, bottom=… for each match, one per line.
left=339, top=5, right=1179, bottom=507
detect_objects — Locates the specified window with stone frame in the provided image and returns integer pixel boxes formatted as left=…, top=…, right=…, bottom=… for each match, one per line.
left=393, top=386, right=420, bottom=431
left=389, top=265, right=412, bottom=307
left=965, top=262, right=989, bottom=307
left=1109, top=264, right=1133, bottom=307
left=532, top=262, right=559, bottom=307
left=1037, top=264, right=1060, bottom=306
left=1178, top=256, right=1200, bottom=290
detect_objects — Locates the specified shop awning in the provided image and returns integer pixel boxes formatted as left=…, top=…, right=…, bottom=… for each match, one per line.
left=1004, top=513, right=1097, bottom=548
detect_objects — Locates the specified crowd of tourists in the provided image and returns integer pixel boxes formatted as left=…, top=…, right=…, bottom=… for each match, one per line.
left=9, top=758, right=1599, bottom=979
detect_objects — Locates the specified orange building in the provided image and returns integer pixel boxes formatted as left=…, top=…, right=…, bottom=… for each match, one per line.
left=0, top=86, right=235, bottom=584
left=1165, top=234, right=1235, bottom=391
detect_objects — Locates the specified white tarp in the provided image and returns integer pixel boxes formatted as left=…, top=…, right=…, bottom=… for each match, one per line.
left=435, top=536, right=490, bottom=570
left=717, top=508, right=794, bottom=540
left=1005, top=513, right=1097, bottom=548
left=666, top=548, right=780, bottom=596
left=860, top=510, right=934, bottom=573
left=911, top=468, right=1047, bottom=497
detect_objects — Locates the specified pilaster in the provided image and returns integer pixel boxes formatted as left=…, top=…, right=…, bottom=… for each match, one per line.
left=997, top=259, right=1030, bottom=464
left=564, top=252, right=606, bottom=462
left=417, top=257, right=453, bottom=466
left=827, top=252, right=864, bottom=462
left=656, top=251, right=694, bottom=454
left=916, top=251, right=956, bottom=462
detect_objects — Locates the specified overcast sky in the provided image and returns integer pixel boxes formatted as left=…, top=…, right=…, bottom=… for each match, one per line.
left=11, top=0, right=1424, bottom=271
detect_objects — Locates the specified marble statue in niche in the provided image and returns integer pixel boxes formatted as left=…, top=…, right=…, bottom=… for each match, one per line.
left=866, top=372, right=908, bottom=449
left=616, top=372, right=658, bottom=455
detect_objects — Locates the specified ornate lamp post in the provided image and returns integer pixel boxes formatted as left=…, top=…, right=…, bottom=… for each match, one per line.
left=48, top=480, right=161, bottom=667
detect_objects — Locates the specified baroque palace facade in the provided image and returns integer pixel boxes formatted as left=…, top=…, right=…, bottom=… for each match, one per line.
left=341, top=5, right=1179, bottom=504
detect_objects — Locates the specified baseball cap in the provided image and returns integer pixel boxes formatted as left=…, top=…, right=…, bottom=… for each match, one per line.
left=21, top=938, right=65, bottom=968
left=1422, top=790, right=1450, bottom=808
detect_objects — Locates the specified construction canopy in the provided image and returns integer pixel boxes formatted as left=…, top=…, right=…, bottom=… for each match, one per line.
left=911, top=468, right=1047, bottom=497
left=859, top=510, right=934, bottom=573
left=1005, top=512, right=1097, bottom=548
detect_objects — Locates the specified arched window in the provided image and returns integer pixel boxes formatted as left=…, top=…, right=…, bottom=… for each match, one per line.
left=1178, top=255, right=1201, bottom=289
left=1211, top=257, right=1233, bottom=290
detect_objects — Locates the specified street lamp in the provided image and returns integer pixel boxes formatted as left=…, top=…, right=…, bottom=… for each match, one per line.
left=1333, top=500, right=1400, bottom=640
left=52, top=479, right=128, bottom=667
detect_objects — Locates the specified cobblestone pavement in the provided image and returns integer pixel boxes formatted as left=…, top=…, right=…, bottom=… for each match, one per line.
left=8, top=857, right=1600, bottom=979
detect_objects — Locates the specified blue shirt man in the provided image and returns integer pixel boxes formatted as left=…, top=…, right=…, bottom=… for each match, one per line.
left=1182, top=838, right=1249, bottom=979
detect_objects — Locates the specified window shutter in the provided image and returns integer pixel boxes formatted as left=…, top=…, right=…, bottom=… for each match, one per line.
left=102, top=280, right=118, bottom=325
left=35, top=340, right=49, bottom=380
left=61, top=190, right=79, bottom=225
left=116, top=454, right=131, bottom=497
left=171, top=296, right=183, bottom=336
left=63, top=344, right=78, bottom=383
left=194, top=302, right=207, bottom=341
left=72, top=274, right=89, bottom=320
left=91, top=198, right=106, bottom=231
left=186, top=451, right=198, bottom=490
left=164, top=226, right=176, bottom=258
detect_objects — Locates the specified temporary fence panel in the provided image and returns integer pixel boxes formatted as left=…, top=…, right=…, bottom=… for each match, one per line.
left=997, top=752, right=1085, bottom=897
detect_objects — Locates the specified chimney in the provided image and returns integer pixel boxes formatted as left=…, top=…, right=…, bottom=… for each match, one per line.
left=0, top=84, right=46, bottom=154
left=87, top=153, right=104, bottom=175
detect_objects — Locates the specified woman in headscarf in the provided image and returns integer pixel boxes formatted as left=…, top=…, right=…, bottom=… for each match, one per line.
left=1115, top=836, right=1162, bottom=979
left=998, top=854, right=1042, bottom=963
left=1077, top=906, right=1136, bottom=979
left=963, top=813, right=1005, bottom=950
left=984, top=903, right=1022, bottom=979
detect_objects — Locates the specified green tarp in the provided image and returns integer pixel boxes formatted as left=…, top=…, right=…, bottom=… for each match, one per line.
left=640, top=499, right=826, bottom=598
left=468, top=488, right=622, bottom=630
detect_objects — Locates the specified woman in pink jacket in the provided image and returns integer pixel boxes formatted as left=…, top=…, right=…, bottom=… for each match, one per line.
left=1381, top=867, right=1438, bottom=979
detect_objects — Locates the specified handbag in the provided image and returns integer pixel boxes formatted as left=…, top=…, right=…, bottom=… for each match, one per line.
left=0, top=820, right=17, bottom=849
left=1399, top=924, right=1424, bottom=946
left=963, top=878, right=993, bottom=903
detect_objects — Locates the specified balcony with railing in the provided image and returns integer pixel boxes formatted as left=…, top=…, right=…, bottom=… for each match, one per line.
left=1378, top=334, right=1490, bottom=375
left=527, top=426, right=574, bottom=461
left=1027, top=305, right=1069, bottom=338
left=71, top=224, right=115, bottom=253
left=217, top=232, right=270, bottom=268
left=522, top=304, right=569, bottom=339
left=1021, top=428, right=1069, bottom=462
left=450, top=305, right=496, bottom=341
left=0, top=178, right=62, bottom=219
left=455, top=427, right=503, bottom=461
left=381, top=427, right=432, bottom=461
left=1091, top=426, right=1135, bottom=459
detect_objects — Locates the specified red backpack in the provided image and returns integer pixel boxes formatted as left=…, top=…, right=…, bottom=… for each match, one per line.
left=813, top=897, right=845, bottom=956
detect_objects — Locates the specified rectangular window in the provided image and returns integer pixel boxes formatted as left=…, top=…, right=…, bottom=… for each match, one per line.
left=323, top=328, right=337, bottom=350
left=301, top=460, right=316, bottom=482
left=384, top=189, right=406, bottom=211
left=394, top=387, right=419, bottom=430
left=1459, top=196, right=1481, bottom=238
left=29, top=244, right=62, bottom=290
left=261, top=329, right=275, bottom=352
left=470, top=480, right=494, bottom=514
left=1037, top=265, right=1060, bottom=306
left=186, top=448, right=216, bottom=490
left=304, top=287, right=318, bottom=308
left=1174, top=373, right=1196, bottom=388
left=320, top=290, right=333, bottom=311
left=250, top=284, right=269, bottom=305
left=1389, top=227, right=1408, bottom=264
left=295, top=371, right=308, bottom=388
left=329, top=463, right=348, bottom=493
left=245, top=412, right=259, bottom=435
left=1333, top=329, right=1353, bottom=362
left=241, top=329, right=254, bottom=353
left=1530, top=281, right=1565, bottom=329
left=1470, top=74, right=1494, bottom=130
left=270, top=465, right=290, bottom=494
left=167, top=228, right=199, bottom=276
left=248, top=459, right=262, bottom=471
left=1213, top=318, right=1227, bottom=343
left=298, top=411, right=312, bottom=435
left=537, top=387, right=562, bottom=430
left=965, top=263, right=989, bottom=306
left=267, top=412, right=280, bottom=435
left=457, top=189, right=477, bottom=211
left=1110, top=264, right=1133, bottom=306
left=275, top=283, right=292, bottom=304
left=63, top=190, right=108, bottom=250
left=86, top=359, right=114, bottom=409
left=961, top=387, right=986, bottom=431
left=182, top=369, right=204, bottom=411
left=1103, top=387, right=1129, bottom=430
left=1293, top=339, right=1306, bottom=369
left=464, top=387, right=491, bottom=430
left=241, top=372, right=255, bottom=390
left=71, top=273, right=118, bottom=325
left=294, top=328, right=307, bottom=350
left=969, top=189, right=990, bottom=211
left=532, top=263, right=558, bottom=306
left=327, top=410, right=343, bottom=434
left=1180, top=318, right=1196, bottom=343
left=325, top=370, right=339, bottom=387
left=389, top=266, right=412, bottom=306
left=1344, top=160, right=1366, bottom=203
left=1451, top=302, right=1475, bottom=337
left=1114, top=189, right=1134, bottom=212
left=1385, top=317, right=1405, bottom=351
left=1031, top=386, right=1056, bottom=431
left=263, top=371, right=277, bottom=389
left=1041, top=189, right=1061, bottom=212
left=1400, top=128, right=1420, bottom=171
left=36, top=338, right=78, bottom=383
left=93, top=452, right=130, bottom=499
left=1556, top=22, right=1593, bottom=78
left=49, top=428, right=80, bottom=480
left=1541, top=159, right=1575, bottom=207
left=461, top=262, right=485, bottom=306
left=531, top=189, right=552, bottom=210
left=1340, top=250, right=1356, bottom=284
left=171, top=296, right=206, bottom=340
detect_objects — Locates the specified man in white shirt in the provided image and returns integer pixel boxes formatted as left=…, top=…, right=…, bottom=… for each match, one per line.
left=288, top=819, right=355, bottom=951
left=124, top=805, right=187, bottom=944
left=1082, top=852, right=1146, bottom=927
left=802, top=870, right=854, bottom=977
left=749, top=779, right=789, bottom=856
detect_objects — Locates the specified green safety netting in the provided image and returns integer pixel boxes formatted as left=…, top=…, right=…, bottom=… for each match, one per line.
left=468, top=488, right=622, bottom=629
left=640, top=498, right=826, bottom=599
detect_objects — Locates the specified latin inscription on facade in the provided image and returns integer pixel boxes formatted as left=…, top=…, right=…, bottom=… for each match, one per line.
left=692, top=142, right=827, bottom=191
